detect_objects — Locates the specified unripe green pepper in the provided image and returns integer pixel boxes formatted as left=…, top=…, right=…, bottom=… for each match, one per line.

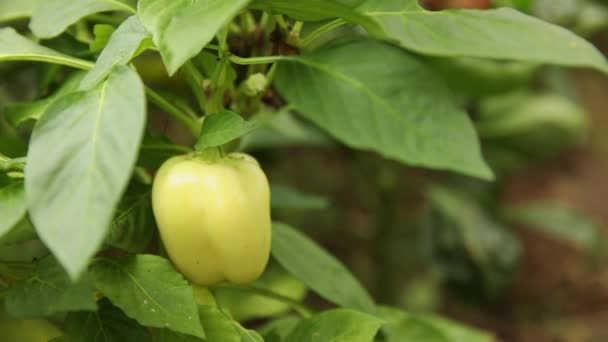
left=152, top=152, right=271, bottom=285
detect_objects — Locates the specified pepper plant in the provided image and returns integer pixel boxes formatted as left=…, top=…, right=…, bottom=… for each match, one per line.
left=0, top=0, right=605, bottom=341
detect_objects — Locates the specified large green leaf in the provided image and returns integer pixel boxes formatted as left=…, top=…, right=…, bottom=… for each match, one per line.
left=90, top=255, right=204, bottom=338
left=138, top=0, right=250, bottom=75
left=274, top=38, right=492, bottom=179
left=65, top=298, right=151, bottom=342
left=272, top=222, right=376, bottom=314
left=25, top=66, right=145, bottom=280
left=379, top=306, right=494, bottom=342
left=30, top=0, right=136, bottom=38
left=285, top=309, right=384, bottom=342
left=5, top=256, right=97, bottom=318
left=249, top=0, right=382, bottom=35
left=0, top=181, right=27, bottom=240
left=80, top=15, right=152, bottom=89
left=0, top=27, right=94, bottom=69
left=360, top=0, right=608, bottom=72
left=0, top=0, right=38, bottom=22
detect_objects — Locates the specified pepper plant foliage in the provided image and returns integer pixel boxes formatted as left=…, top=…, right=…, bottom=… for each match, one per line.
left=0, top=0, right=605, bottom=341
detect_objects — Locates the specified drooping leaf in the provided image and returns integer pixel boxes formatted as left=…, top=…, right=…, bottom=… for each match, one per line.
left=5, top=256, right=97, bottom=318
left=64, top=298, right=151, bottom=342
left=0, top=27, right=94, bottom=69
left=0, top=181, right=27, bottom=240
left=80, top=15, right=152, bottom=89
left=285, top=309, right=384, bottom=342
left=138, top=0, right=250, bottom=75
left=359, top=0, right=608, bottom=72
left=26, top=66, right=145, bottom=279
left=195, top=110, right=259, bottom=150
left=30, top=0, right=136, bottom=39
left=274, top=38, right=492, bottom=179
left=90, top=255, right=204, bottom=338
left=271, top=222, right=376, bottom=314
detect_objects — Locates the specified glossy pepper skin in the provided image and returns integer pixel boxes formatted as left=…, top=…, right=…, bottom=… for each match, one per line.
left=152, top=152, right=271, bottom=285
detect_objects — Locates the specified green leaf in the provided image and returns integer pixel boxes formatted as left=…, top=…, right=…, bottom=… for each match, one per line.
left=0, top=27, right=94, bottom=69
left=258, top=316, right=301, bottom=342
left=195, top=111, right=259, bottom=150
left=106, top=185, right=154, bottom=253
left=4, top=71, right=85, bottom=127
left=285, top=308, right=384, bottom=342
left=138, top=0, right=250, bottom=75
left=5, top=256, right=97, bottom=318
left=274, top=38, right=492, bottom=180
left=503, top=201, right=601, bottom=253
left=153, top=305, right=240, bottom=342
left=215, top=264, right=307, bottom=321
left=80, top=15, right=152, bottom=89
left=90, top=255, right=204, bottom=338
left=65, top=298, right=152, bottom=342
left=360, top=0, right=608, bottom=72
left=0, top=181, right=27, bottom=240
left=272, top=222, right=376, bottom=314
left=271, top=184, right=330, bottom=211
left=30, top=0, right=136, bottom=39
left=0, top=216, right=37, bottom=245
left=25, top=66, right=145, bottom=280
left=378, top=306, right=495, bottom=342
left=0, top=0, right=38, bottom=22
left=249, top=0, right=382, bottom=35
left=90, top=24, right=116, bottom=52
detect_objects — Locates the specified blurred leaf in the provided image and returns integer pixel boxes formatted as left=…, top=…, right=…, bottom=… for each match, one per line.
left=503, top=201, right=601, bottom=254
left=0, top=0, right=38, bottom=22
left=427, top=187, right=521, bottom=299
left=360, top=0, right=608, bottom=72
left=0, top=27, right=93, bottom=69
left=30, top=0, right=136, bottom=39
left=285, top=308, right=384, bottom=342
left=239, top=110, right=330, bottom=150
left=275, top=38, right=492, bottom=180
left=0, top=181, right=27, bottom=241
left=80, top=15, right=152, bottom=89
left=0, top=309, right=62, bottom=342
left=0, top=240, right=48, bottom=263
left=0, top=216, right=37, bottom=246
left=65, top=298, right=151, bottom=342
left=106, top=185, right=154, bottom=253
left=90, top=255, right=204, bottom=338
left=258, top=316, right=301, bottom=342
left=90, top=24, right=115, bottom=52
left=26, top=66, right=145, bottom=280
left=427, top=57, right=537, bottom=97
left=272, top=222, right=376, bottom=314
left=4, top=72, right=85, bottom=127
left=137, top=133, right=191, bottom=169
left=5, top=256, right=97, bottom=318
left=271, top=184, right=330, bottom=211
left=378, top=306, right=495, bottom=342
left=215, top=264, right=307, bottom=321
left=138, top=0, right=250, bottom=75
left=195, top=111, right=259, bottom=150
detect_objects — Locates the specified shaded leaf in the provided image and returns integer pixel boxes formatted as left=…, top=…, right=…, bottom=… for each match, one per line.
left=285, top=308, right=384, bottom=342
left=90, top=255, right=204, bottom=338
left=0, top=181, right=27, bottom=240
left=90, top=24, right=116, bottom=52
left=271, top=184, right=330, bottom=211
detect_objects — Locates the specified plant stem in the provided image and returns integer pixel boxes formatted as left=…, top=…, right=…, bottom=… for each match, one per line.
left=274, top=15, right=289, bottom=31
left=228, top=54, right=289, bottom=65
left=145, top=86, right=198, bottom=134
left=215, top=284, right=313, bottom=318
left=299, top=19, right=347, bottom=47
left=182, top=61, right=207, bottom=114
